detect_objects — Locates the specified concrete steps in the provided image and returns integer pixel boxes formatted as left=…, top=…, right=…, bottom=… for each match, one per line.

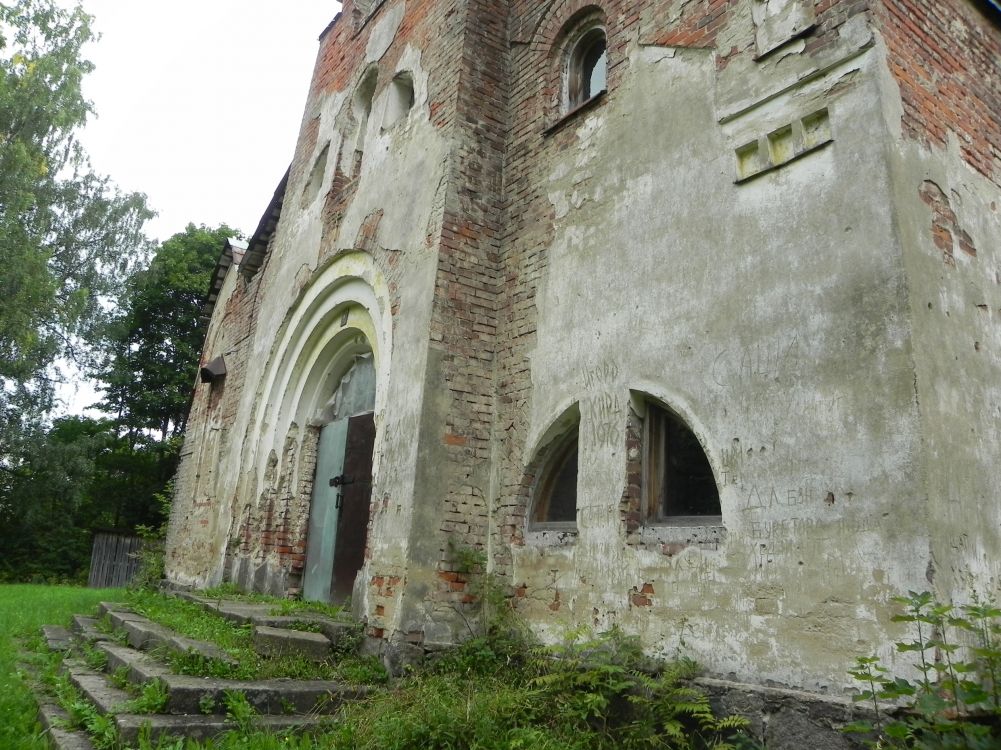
left=30, top=597, right=372, bottom=748
left=96, top=602, right=238, bottom=668
left=63, top=660, right=133, bottom=715
left=96, top=640, right=368, bottom=715
left=68, top=616, right=112, bottom=644
left=253, top=624, right=333, bottom=661
left=172, top=591, right=360, bottom=657
left=41, top=625, right=74, bottom=653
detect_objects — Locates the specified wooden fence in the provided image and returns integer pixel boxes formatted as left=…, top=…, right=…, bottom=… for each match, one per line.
left=87, top=533, right=144, bottom=589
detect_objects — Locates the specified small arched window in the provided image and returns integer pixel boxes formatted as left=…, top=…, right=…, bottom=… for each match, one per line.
left=352, top=67, right=378, bottom=172
left=566, top=25, right=607, bottom=111
left=643, top=402, right=720, bottom=521
left=383, top=71, right=415, bottom=129
left=531, top=431, right=579, bottom=527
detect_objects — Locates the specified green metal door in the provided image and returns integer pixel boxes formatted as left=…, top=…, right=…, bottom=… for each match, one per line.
left=302, top=419, right=349, bottom=602
left=302, top=353, right=377, bottom=603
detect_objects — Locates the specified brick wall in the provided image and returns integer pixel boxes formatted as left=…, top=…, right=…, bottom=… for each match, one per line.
left=873, top=0, right=1001, bottom=186
left=420, top=0, right=508, bottom=617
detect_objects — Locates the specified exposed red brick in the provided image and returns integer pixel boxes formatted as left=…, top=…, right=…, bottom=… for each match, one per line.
left=873, top=0, right=1001, bottom=186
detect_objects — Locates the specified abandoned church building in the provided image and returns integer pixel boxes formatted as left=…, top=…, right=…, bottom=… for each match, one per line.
left=165, top=0, right=1001, bottom=699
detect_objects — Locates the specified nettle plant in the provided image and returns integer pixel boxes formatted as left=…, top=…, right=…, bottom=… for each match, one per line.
left=847, top=591, right=1001, bottom=749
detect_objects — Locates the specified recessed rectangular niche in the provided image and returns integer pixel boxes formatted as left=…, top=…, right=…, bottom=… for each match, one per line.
left=736, top=139, right=769, bottom=180
left=766, top=124, right=795, bottom=165
left=801, top=108, right=833, bottom=150
left=734, top=107, right=832, bottom=183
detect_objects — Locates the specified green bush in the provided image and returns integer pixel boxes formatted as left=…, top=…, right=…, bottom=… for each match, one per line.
left=846, top=590, right=1001, bottom=748
left=334, top=625, right=749, bottom=750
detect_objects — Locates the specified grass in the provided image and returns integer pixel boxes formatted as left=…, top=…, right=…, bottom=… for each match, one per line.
left=126, top=590, right=254, bottom=654
left=0, top=583, right=123, bottom=750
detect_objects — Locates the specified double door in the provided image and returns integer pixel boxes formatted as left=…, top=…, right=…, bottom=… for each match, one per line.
left=302, top=412, right=375, bottom=603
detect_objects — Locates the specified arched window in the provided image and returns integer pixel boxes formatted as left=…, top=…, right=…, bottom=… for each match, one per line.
left=383, top=71, right=415, bottom=129
left=643, top=402, right=720, bottom=521
left=528, top=406, right=584, bottom=528
left=566, top=24, right=607, bottom=111
left=352, top=67, right=378, bottom=172
left=530, top=427, right=579, bottom=528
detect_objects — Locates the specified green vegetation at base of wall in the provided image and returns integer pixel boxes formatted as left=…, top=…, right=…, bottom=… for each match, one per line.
left=5, top=584, right=756, bottom=750
left=846, top=590, right=1001, bottom=749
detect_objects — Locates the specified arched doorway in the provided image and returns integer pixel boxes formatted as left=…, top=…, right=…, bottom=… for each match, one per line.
left=302, top=352, right=376, bottom=603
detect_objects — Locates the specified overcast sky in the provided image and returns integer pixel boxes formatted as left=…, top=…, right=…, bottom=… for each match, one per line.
left=57, top=2, right=342, bottom=412
left=77, top=1, right=342, bottom=242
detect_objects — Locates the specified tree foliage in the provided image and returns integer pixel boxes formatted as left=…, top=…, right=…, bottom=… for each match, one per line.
left=0, top=416, right=108, bottom=581
left=0, top=0, right=152, bottom=458
left=0, top=224, right=236, bottom=582
left=98, top=224, right=236, bottom=440
left=0, top=1, right=236, bottom=582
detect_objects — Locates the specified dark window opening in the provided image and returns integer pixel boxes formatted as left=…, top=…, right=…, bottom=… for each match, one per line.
left=644, top=404, right=720, bottom=521
left=532, top=435, right=578, bottom=526
left=568, top=27, right=607, bottom=110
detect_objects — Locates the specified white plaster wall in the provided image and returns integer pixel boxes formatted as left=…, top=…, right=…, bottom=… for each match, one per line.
left=510, top=43, right=928, bottom=691
left=166, top=259, right=244, bottom=587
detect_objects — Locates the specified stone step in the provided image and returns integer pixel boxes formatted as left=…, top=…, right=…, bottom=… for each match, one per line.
left=172, top=592, right=358, bottom=649
left=254, top=615, right=358, bottom=648
left=63, top=661, right=133, bottom=716
left=32, top=605, right=367, bottom=749
left=193, top=599, right=273, bottom=627
left=121, top=618, right=175, bottom=651
left=175, top=592, right=355, bottom=634
left=114, top=711, right=335, bottom=744
left=69, top=616, right=112, bottom=644
left=37, top=700, right=95, bottom=750
left=97, top=641, right=369, bottom=715
left=95, top=601, right=136, bottom=617
left=253, top=625, right=332, bottom=661
left=99, top=642, right=171, bottom=684
left=41, top=625, right=75, bottom=653
left=99, top=607, right=238, bottom=667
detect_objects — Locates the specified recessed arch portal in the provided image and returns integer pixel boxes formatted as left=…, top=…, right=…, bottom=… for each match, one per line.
left=237, top=253, right=392, bottom=602
left=246, top=253, right=391, bottom=491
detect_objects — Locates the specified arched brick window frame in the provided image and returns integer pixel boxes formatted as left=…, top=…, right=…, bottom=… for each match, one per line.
left=621, top=394, right=722, bottom=538
left=530, top=3, right=620, bottom=123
